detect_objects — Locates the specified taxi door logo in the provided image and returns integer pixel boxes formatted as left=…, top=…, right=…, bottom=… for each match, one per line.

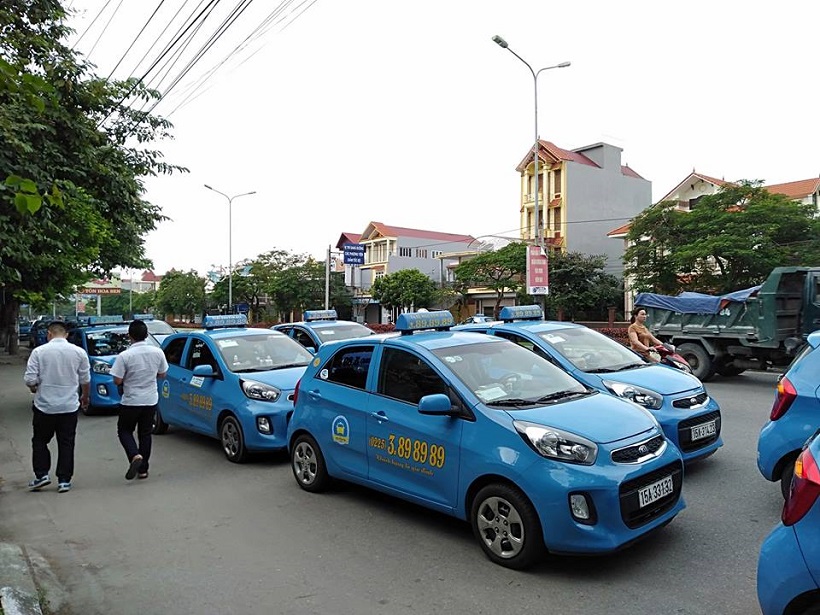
left=331, top=415, right=350, bottom=445
left=161, top=380, right=170, bottom=399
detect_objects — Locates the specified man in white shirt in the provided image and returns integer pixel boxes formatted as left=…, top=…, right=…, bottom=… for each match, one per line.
left=23, top=320, right=91, bottom=493
left=110, top=319, right=168, bottom=480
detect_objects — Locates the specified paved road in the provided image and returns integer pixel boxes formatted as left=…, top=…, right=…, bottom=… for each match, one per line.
left=0, top=355, right=782, bottom=615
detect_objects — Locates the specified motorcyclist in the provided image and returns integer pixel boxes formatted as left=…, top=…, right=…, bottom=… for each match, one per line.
left=628, top=307, right=664, bottom=362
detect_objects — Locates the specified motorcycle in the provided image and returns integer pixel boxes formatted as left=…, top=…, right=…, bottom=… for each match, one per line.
left=652, top=343, right=694, bottom=375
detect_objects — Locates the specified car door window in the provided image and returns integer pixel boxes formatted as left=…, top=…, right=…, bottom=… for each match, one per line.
left=293, top=328, right=317, bottom=352
left=164, top=338, right=187, bottom=366
left=378, top=348, right=449, bottom=405
left=321, top=345, right=373, bottom=390
left=186, top=338, right=218, bottom=372
left=67, top=330, right=84, bottom=348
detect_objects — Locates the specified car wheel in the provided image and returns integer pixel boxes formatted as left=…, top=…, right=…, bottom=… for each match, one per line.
left=220, top=416, right=248, bottom=463
left=677, top=343, right=715, bottom=381
left=291, top=434, right=330, bottom=492
left=781, top=459, right=796, bottom=499
left=470, top=483, right=544, bottom=569
left=81, top=404, right=94, bottom=416
left=152, top=408, right=169, bottom=435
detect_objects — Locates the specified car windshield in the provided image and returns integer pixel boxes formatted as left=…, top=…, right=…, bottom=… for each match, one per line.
left=537, top=327, right=647, bottom=373
left=214, top=333, right=314, bottom=373
left=431, top=340, right=587, bottom=407
left=86, top=329, right=132, bottom=357
left=314, top=322, right=373, bottom=343
left=145, top=320, right=175, bottom=335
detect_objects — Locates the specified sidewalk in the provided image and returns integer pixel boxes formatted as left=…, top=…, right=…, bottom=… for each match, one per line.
left=0, top=346, right=59, bottom=615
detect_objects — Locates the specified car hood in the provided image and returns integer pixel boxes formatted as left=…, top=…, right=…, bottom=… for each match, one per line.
left=586, top=363, right=702, bottom=395
left=503, top=392, right=659, bottom=445
left=233, top=365, right=308, bottom=390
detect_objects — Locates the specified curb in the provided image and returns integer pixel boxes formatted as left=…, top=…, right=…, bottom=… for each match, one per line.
left=0, top=543, right=43, bottom=615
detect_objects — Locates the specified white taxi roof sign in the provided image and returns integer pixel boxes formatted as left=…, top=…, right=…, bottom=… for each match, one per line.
left=304, top=309, right=337, bottom=322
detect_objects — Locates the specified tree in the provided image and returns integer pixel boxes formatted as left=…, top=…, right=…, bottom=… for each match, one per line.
left=623, top=181, right=820, bottom=295
left=0, top=1, right=184, bottom=353
left=453, top=242, right=527, bottom=317
left=156, top=270, right=205, bottom=321
left=541, top=251, right=622, bottom=320
left=371, top=269, right=437, bottom=318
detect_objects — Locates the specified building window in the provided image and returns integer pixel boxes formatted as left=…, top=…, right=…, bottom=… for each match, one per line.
left=398, top=247, right=412, bottom=257
left=374, top=271, right=385, bottom=280
left=552, top=169, right=562, bottom=196
left=431, top=250, right=442, bottom=258
left=416, top=248, right=428, bottom=258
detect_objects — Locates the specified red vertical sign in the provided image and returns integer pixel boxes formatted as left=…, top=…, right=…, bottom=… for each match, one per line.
left=526, top=245, right=549, bottom=295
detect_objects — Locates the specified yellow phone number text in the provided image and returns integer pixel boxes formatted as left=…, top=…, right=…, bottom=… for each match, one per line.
left=369, top=434, right=445, bottom=468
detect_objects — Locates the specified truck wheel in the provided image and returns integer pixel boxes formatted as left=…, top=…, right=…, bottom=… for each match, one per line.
left=717, top=365, right=746, bottom=377
left=677, top=343, right=715, bottom=381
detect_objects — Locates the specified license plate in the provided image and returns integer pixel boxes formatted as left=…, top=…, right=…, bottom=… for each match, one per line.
left=691, top=420, right=717, bottom=441
left=638, top=475, right=674, bottom=508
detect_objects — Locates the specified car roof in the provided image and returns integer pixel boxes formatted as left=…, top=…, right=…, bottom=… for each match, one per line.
left=170, top=326, right=287, bottom=340
left=459, top=319, right=586, bottom=334
left=318, top=328, right=505, bottom=354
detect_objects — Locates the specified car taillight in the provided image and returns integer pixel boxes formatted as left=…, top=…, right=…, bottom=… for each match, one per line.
left=770, top=376, right=797, bottom=420
left=293, top=378, right=301, bottom=404
left=782, top=447, right=820, bottom=526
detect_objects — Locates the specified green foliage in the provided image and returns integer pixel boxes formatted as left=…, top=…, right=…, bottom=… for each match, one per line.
left=156, top=270, right=206, bottom=320
left=542, top=251, right=622, bottom=320
left=624, top=182, right=820, bottom=294
left=453, top=242, right=527, bottom=316
left=371, top=269, right=437, bottom=313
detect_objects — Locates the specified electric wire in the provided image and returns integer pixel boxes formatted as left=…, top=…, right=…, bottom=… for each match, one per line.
left=86, top=0, right=125, bottom=62
left=105, top=0, right=167, bottom=81
left=71, top=0, right=113, bottom=50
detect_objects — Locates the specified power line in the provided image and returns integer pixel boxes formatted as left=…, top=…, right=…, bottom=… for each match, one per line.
left=105, top=0, right=167, bottom=81
left=71, top=0, right=114, bottom=50
left=86, top=0, right=125, bottom=61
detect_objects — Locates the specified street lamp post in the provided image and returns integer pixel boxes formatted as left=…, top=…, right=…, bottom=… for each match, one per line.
left=204, top=184, right=256, bottom=312
left=492, top=35, right=569, bottom=253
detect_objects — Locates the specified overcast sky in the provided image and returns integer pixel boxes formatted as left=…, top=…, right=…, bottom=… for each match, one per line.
left=65, top=0, right=820, bottom=278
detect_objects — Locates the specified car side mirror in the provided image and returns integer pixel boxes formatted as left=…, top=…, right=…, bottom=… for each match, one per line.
left=192, top=364, right=217, bottom=378
left=418, top=393, right=453, bottom=416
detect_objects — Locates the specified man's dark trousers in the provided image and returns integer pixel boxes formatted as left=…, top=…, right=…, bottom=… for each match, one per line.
left=117, top=404, right=156, bottom=473
left=32, top=405, right=79, bottom=483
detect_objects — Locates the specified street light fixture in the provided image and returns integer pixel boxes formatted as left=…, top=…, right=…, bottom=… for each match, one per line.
left=492, top=35, right=570, bottom=253
left=204, top=184, right=256, bottom=312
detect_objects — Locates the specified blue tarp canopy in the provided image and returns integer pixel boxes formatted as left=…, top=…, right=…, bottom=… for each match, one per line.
left=635, top=286, right=761, bottom=314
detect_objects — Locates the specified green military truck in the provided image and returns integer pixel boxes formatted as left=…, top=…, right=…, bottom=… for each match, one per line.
left=634, top=267, right=820, bottom=381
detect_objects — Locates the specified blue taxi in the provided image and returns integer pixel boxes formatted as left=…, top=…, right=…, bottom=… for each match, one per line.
left=758, top=429, right=820, bottom=615
left=133, top=313, right=176, bottom=344
left=287, top=310, right=686, bottom=569
left=156, top=315, right=314, bottom=462
left=273, top=309, right=373, bottom=353
left=455, top=306, right=723, bottom=464
left=66, top=315, right=161, bottom=415
left=758, top=331, right=820, bottom=498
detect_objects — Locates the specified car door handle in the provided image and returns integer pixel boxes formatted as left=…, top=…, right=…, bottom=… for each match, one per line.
left=307, top=390, right=322, bottom=400
left=370, top=412, right=389, bottom=423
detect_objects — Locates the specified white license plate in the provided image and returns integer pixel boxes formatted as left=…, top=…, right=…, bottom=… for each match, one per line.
left=691, top=420, right=717, bottom=441
left=638, top=475, right=674, bottom=508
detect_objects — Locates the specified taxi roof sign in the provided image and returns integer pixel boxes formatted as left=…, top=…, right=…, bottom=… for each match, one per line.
left=88, top=315, right=126, bottom=325
left=499, top=305, right=544, bottom=322
left=395, top=310, right=455, bottom=334
left=132, top=313, right=154, bottom=321
left=203, top=314, right=248, bottom=330
left=304, top=309, right=337, bottom=322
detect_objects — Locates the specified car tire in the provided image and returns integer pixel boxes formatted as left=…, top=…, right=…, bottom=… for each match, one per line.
left=781, top=459, right=796, bottom=499
left=152, top=408, right=169, bottom=435
left=677, top=343, right=715, bottom=381
left=470, top=483, right=544, bottom=570
left=291, top=433, right=330, bottom=492
left=81, top=404, right=94, bottom=416
left=220, top=416, right=248, bottom=463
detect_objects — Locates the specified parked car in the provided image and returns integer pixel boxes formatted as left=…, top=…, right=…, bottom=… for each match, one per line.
left=758, top=330, right=820, bottom=497
left=757, top=428, right=820, bottom=615
left=288, top=310, right=685, bottom=569
left=458, top=314, right=495, bottom=325
left=273, top=309, right=373, bottom=353
left=133, top=314, right=176, bottom=344
left=156, top=314, right=313, bottom=462
left=17, top=319, right=33, bottom=342
left=66, top=315, right=161, bottom=415
left=454, top=305, right=723, bottom=464
left=29, top=318, right=52, bottom=348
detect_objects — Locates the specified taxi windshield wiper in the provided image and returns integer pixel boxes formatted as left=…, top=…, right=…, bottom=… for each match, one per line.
left=233, top=366, right=273, bottom=373
left=585, top=366, right=621, bottom=374
left=272, top=362, right=310, bottom=370
left=485, top=398, right=538, bottom=407
left=614, top=362, right=647, bottom=371
left=536, top=390, right=589, bottom=403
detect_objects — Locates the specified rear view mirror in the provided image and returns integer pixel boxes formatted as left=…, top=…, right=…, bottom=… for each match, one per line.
left=192, top=364, right=217, bottom=378
left=418, top=393, right=453, bottom=415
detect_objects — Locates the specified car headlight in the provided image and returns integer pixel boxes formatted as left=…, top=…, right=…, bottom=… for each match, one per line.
left=240, top=379, right=281, bottom=402
left=91, top=360, right=111, bottom=374
left=603, top=380, right=663, bottom=410
left=513, top=420, right=597, bottom=465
